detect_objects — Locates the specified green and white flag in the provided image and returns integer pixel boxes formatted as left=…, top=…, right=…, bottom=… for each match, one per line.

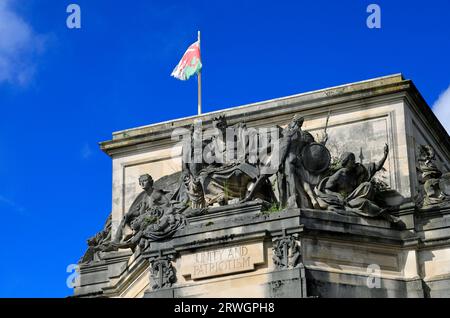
left=171, top=41, right=202, bottom=81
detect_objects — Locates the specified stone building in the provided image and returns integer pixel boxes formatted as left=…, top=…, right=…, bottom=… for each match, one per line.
left=74, top=74, right=450, bottom=298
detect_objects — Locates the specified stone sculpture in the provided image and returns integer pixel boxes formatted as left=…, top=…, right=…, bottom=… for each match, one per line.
left=180, top=116, right=277, bottom=207
left=149, top=252, right=176, bottom=290
left=272, top=231, right=302, bottom=270
left=417, top=145, right=450, bottom=209
left=80, top=114, right=411, bottom=265
left=276, top=115, right=330, bottom=209
left=79, top=215, right=112, bottom=264
left=241, top=115, right=330, bottom=209
left=315, top=144, right=405, bottom=227
left=102, top=174, right=188, bottom=251
left=112, top=174, right=170, bottom=246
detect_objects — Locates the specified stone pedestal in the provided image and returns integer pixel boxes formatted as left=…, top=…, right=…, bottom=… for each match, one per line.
left=74, top=203, right=450, bottom=298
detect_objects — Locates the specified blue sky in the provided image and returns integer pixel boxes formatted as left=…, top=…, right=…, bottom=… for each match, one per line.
left=0, top=0, right=449, bottom=297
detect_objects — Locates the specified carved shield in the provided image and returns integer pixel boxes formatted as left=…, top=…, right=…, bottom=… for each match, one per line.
left=440, top=172, right=450, bottom=196
left=301, top=142, right=331, bottom=174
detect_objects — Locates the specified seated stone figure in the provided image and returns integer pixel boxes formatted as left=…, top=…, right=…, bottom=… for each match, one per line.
left=315, top=144, right=404, bottom=227
left=112, top=174, right=171, bottom=247
left=417, top=145, right=450, bottom=209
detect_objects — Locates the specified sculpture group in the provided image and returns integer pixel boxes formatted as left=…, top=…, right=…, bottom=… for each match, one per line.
left=80, top=114, right=450, bottom=264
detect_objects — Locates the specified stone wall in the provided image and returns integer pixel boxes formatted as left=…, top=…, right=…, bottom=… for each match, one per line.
left=74, top=74, right=450, bottom=298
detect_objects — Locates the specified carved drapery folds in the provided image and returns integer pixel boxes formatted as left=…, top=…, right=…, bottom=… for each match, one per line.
left=417, top=145, right=450, bottom=209
left=314, top=144, right=405, bottom=228
left=80, top=114, right=420, bottom=264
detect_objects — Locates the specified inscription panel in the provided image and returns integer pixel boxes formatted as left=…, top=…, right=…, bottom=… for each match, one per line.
left=180, top=242, right=265, bottom=280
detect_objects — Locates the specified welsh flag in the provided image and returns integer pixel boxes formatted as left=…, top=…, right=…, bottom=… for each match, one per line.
left=171, top=41, right=202, bottom=81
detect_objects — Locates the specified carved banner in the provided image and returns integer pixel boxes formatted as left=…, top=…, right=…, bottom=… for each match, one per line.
left=180, top=242, right=265, bottom=280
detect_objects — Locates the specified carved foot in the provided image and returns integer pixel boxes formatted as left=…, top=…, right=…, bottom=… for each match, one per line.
left=311, top=199, right=321, bottom=210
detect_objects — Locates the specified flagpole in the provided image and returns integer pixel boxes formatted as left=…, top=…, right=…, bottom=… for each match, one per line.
left=197, top=30, right=202, bottom=115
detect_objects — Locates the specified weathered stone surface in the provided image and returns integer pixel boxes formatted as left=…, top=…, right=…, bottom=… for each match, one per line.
left=180, top=242, right=265, bottom=280
left=74, top=74, right=450, bottom=298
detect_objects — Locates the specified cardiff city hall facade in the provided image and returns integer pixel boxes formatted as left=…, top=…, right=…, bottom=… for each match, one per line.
left=74, top=74, right=450, bottom=298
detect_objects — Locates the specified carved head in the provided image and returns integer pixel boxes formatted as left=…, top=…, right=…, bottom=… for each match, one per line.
left=212, top=115, right=227, bottom=131
left=289, top=114, right=304, bottom=129
left=139, top=174, right=154, bottom=190
left=418, top=145, right=435, bottom=161
left=340, top=152, right=356, bottom=168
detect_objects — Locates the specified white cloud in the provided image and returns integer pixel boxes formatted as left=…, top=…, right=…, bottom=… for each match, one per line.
left=433, top=85, right=450, bottom=134
left=0, top=0, right=45, bottom=85
left=81, top=143, right=93, bottom=160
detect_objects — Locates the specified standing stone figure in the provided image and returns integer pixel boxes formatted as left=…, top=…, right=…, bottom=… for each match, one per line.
left=184, top=173, right=205, bottom=209
left=277, top=115, right=305, bottom=208
left=207, top=115, right=228, bottom=166
left=182, top=123, right=204, bottom=178
left=277, top=115, right=329, bottom=208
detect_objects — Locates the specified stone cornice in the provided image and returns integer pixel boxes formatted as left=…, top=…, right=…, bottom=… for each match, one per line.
left=99, top=73, right=450, bottom=157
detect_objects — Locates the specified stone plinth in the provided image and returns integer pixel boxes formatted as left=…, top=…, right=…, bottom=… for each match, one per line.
left=74, top=203, right=450, bottom=298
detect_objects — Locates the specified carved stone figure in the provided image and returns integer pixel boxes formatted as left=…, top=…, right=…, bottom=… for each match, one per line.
left=112, top=174, right=170, bottom=247
left=95, top=173, right=190, bottom=253
left=272, top=231, right=302, bottom=270
left=182, top=123, right=205, bottom=178
left=149, top=252, right=176, bottom=290
left=141, top=204, right=187, bottom=241
left=80, top=112, right=417, bottom=269
left=276, top=115, right=330, bottom=209
left=179, top=116, right=277, bottom=207
left=240, top=114, right=330, bottom=209
left=315, top=144, right=405, bottom=227
left=79, top=215, right=112, bottom=264
left=277, top=115, right=306, bottom=208
left=206, top=115, right=229, bottom=165
left=417, top=145, right=450, bottom=209
left=184, top=173, right=205, bottom=209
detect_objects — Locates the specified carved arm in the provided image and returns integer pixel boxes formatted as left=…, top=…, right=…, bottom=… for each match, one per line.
left=374, top=143, right=389, bottom=172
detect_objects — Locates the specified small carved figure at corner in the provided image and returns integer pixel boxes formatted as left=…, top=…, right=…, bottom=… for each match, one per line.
left=272, top=231, right=302, bottom=270
left=79, top=214, right=112, bottom=264
left=315, top=144, right=406, bottom=229
left=184, top=173, right=206, bottom=209
left=149, top=252, right=176, bottom=290
left=288, top=238, right=302, bottom=268
left=417, top=145, right=450, bottom=209
left=270, top=280, right=284, bottom=290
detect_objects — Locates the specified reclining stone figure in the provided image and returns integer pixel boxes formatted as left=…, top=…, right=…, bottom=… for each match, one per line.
left=110, top=174, right=187, bottom=250
left=315, top=144, right=405, bottom=228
